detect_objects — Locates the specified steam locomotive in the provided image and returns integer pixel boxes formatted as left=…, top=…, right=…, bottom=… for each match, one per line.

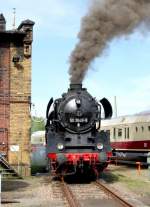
left=45, top=84, right=113, bottom=176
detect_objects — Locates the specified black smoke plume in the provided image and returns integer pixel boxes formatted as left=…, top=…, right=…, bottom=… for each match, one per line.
left=69, top=0, right=150, bottom=83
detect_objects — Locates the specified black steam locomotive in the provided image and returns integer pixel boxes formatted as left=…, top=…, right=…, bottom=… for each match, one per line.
left=45, top=84, right=112, bottom=176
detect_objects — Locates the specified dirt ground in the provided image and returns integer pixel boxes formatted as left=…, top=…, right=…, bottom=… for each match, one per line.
left=1, top=164, right=150, bottom=207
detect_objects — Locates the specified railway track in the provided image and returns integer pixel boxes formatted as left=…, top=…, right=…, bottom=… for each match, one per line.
left=95, top=180, right=134, bottom=207
left=60, top=178, right=135, bottom=207
left=61, top=177, right=80, bottom=207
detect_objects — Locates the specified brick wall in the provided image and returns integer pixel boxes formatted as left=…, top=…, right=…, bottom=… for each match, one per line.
left=8, top=43, right=32, bottom=176
left=0, top=17, right=34, bottom=176
left=0, top=42, right=10, bottom=156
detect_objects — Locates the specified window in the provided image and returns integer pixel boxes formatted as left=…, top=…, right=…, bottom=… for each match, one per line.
left=113, top=128, right=116, bottom=139
left=148, top=126, right=150, bottom=131
left=118, top=129, right=122, bottom=137
left=106, top=130, right=110, bottom=136
left=127, top=128, right=130, bottom=139
left=141, top=126, right=144, bottom=132
left=135, top=127, right=138, bottom=132
left=24, top=44, right=31, bottom=56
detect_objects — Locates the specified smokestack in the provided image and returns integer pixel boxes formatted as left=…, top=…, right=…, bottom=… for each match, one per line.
left=69, top=83, right=82, bottom=90
left=0, top=14, right=6, bottom=31
left=69, top=0, right=150, bottom=83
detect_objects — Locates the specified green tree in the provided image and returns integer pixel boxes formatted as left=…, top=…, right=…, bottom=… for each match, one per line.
left=31, top=117, right=45, bottom=133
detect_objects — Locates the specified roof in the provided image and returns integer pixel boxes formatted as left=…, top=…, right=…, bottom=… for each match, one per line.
left=101, top=114, right=150, bottom=127
left=18, top=19, right=35, bottom=30
left=0, top=31, right=25, bottom=42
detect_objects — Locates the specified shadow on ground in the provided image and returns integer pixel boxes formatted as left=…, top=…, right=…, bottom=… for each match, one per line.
left=2, top=180, right=29, bottom=192
left=50, top=173, right=96, bottom=184
left=99, top=171, right=121, bottom=183
left=50, top=170, right=121, bottom=184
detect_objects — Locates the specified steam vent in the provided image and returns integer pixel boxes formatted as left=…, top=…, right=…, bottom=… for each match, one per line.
left=0, top=14, right=34, bottom=176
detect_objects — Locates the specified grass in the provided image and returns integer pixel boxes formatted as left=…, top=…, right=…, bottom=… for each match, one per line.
left=117, top=174, right=150, bottom=195
left=102, top=169, right=150, bottom=197
left=100, top=171, right=120, bottom=183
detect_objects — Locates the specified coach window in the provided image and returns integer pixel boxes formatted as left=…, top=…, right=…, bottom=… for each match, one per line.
left=127, top=127, right=130, bottom=139
left=135, top=127, right=138, bottom=133
left=113, top=128, right=116, bottom=139
left=141, top=126, right=144, bottom=132
left=118, top=128, right=122, bottom=138
left=148, top=126, right=150, bottom=131
left=106, top=130, right=110, bottom=136
left=125, top=128, right=126, bottom=139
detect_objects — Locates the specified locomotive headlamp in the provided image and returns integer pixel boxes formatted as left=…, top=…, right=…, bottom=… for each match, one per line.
left=75, top=99, right=81, bottom=107
left=97, top=143, right=103, bottom=150
left=57, top=143, right=64, bottom=150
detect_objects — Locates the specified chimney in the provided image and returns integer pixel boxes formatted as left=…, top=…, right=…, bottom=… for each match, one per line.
left=18, top=19, right=35, bottom=41
left=0, top=14, right=6, bottom=31
left=69, top=84, right=82, bottom=90
left=18, top=19, right=35, bottom=58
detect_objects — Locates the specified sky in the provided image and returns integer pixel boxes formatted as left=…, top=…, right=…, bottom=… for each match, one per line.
left=1, top=0, right=150, bottom=118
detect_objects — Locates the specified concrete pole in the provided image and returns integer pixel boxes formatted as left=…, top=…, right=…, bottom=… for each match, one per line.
left=12, top=8, right=16, bottom=30
left=114, top=96, right=118, bottom=118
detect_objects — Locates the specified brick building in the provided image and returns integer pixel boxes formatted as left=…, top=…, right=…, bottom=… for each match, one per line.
left=0, top=14, right=34, bottom=176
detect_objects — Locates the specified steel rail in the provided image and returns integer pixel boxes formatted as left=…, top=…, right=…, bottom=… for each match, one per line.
left=1, top=200, right=20, bottom=204
left=95, top=180, right=135, bottom=207
left=61, top=177, right=81, bottom=207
